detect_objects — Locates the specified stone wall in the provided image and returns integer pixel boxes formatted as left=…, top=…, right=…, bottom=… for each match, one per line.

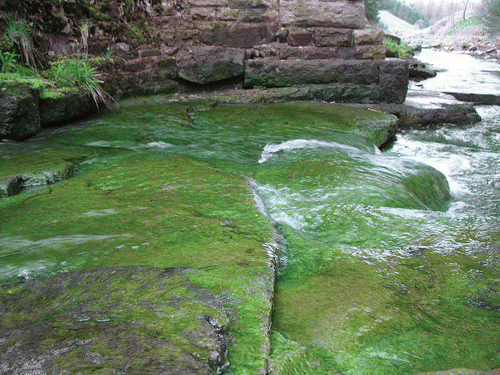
left=3, top=0, right=407, bottom=102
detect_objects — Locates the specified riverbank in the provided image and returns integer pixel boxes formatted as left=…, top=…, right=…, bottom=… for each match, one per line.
left=382, top=10, right=500, bottom=62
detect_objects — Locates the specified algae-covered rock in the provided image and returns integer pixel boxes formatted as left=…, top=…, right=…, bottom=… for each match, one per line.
left=0, top=267, right=230, bottom=374
left=0, top=142, right=87, bottom=198
left=0, top=150, right=276, bottom=373
left=0, top=83, right=40, bottom=141
left=39, top=90, right=98, bottom=126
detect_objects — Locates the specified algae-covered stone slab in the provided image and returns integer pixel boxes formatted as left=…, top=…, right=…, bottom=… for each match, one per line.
left=0, top=141, right=90, bottom=198
left=0, top=152, right=275, bottom=373
left=0, top=267, right=229, bottom=374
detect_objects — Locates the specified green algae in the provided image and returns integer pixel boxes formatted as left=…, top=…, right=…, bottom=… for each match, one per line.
left=0, top=148, right=275, bottom=373
left=0, top=267, right=232, bottom=373
left=2, top=98, right=493, bottom=374
left=0, top=152, right=272, bottom=280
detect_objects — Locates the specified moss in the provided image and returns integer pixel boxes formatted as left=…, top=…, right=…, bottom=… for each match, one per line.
left=2, top=98, right=491, bottom=373
left=212, top=22, right=228, bottom=31
left=0, top=33, right=14, bottom=52
left=126, top=23, right=147, bottom=43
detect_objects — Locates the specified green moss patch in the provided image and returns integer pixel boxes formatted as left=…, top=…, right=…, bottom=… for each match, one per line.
left=0, top=267, right=230, bottom=373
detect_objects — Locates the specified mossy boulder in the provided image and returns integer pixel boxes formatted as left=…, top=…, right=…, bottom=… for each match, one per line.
left=0, top=83, right=40, bottom=141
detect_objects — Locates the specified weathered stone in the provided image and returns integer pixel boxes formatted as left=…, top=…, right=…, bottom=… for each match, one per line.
left=187, top=0, right=229, bottom=7
left=140, top=48, right=161, bottom=57
left=314, top=28, right=353, bottom=47
left=280, top=0, right=365, bottom=28
left=0, top=175, right=22, bottom=199
left=191, top=7, right=217, bottom=20
left=177, top=46, right=246, bottom=84
left=378, top=59, right=410, bottom=103
left=0, top=267, right=231, bottom=374
left=229, top=0, right=268, bottom=8
left=275, top=28, right=289, bottom=43
left=246, top=44, right=344, bottom=60
left=356, top=44, right=386, bottom=59
left=39, top=91, right=98, bottom=127
left=408, top=59, right=437, bottom=81
left=443, top=92, right=500, bottom=105
left=378, top=102, right=482, bottom=127
left=200, top=23, right=274, bottom=48
left=244, top=59, right=379, bottom=88
left=237, top=8, right=267, bottom=23
left=115, top=42, right=131, bottom=52
left=288, top=28, right=313, bottom=46
left=332, top=46, right=358, bottom=59
left=124, top=59, right=156, bottom=72
left=51, top=41, right=78, bottom=54
left=0, top=83, right=40, bottom=141
left=354, top=28, right=384, bottom=45
left=157, top=57, right=177, bottom=73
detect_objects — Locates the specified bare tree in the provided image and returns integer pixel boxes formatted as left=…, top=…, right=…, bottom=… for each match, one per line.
left=462, top=0, right=469, bottom=19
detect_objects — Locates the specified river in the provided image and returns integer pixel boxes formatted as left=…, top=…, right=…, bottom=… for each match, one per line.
left=0, top=50, right=499, bottom=374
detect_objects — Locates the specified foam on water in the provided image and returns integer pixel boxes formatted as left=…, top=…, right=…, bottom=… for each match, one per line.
left=258, top=139, right=365, bottom=164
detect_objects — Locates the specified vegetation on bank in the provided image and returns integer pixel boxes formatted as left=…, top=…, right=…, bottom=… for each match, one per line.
left=384, top=38, right=414, bottom=58
left=0, top=17, right=108, bottom=105
left=446, top=15, right=483, bottom=35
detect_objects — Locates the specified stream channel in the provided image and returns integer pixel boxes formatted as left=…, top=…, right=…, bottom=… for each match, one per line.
left=1, top=49, right=500, bottom=374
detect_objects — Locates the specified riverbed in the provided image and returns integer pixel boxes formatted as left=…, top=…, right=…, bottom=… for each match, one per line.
left=1, top=50, right=499, bottom=374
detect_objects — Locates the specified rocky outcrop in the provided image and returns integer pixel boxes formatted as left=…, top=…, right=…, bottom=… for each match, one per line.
left=0, top=83, right=40, bottom=141
left=39, top=91, right=98, bottom=126
left=0, top=84, right=99, bottom=141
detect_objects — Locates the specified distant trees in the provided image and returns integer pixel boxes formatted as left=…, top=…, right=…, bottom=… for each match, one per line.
left=379, top=0, right=430, bottom=27
left=364, top=0, right=382, bottom=23
left=483, top=0, right=500, bottom=34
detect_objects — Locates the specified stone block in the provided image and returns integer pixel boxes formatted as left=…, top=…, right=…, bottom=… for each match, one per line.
left=187, top=0, right=229, bottom=7
left=354, top=28, right=384, bottom=45
left=124, top=59, right=156, bottom=72
left=378, top=58, right=409, bottom=103
left=229, top=0, right=267, bottom=8
left=176, top=46, right=246, bottom=84
left=191, top=7, right=217, bottom=20
left=356, top=44, right=386, bottom=59
left=288, top=28, right=313, bottom=46
left=280, top=0, right=365, bottom=28
left=157, top=58, right=178, bottom=78
left=314, top=28, right=353, bottom=47
left=244, top=59, right=379, bottom=88
left=200, top=23, right=275, bottom=48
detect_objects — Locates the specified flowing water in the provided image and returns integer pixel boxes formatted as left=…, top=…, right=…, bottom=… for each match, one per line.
left=1, top=50, right=500, bottom=374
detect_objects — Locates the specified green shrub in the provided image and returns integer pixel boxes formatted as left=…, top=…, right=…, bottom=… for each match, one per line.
left=50, top=58, right=109, bottom=106
left=384, top=39, right=414, bottom=58
left=0, top=51, right=20, bottom=73
left=5, top=18, right=37, bottom=69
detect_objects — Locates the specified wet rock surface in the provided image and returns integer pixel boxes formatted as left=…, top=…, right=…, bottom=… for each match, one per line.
left=0, top=267, right=230, bottom=374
